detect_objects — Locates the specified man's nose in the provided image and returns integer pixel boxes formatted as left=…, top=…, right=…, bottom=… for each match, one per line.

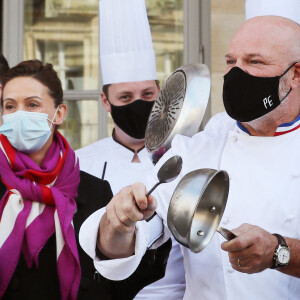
left=234, top=60, right=249, bottom=74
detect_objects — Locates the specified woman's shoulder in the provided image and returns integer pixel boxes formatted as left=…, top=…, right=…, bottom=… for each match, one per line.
left=77, top=171, right=113, bottom=208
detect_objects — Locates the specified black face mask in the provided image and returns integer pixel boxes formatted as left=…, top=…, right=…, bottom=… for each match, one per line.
left=223, top=63, right=296, bottom=122
left=110, top=99, right=154, bottom=139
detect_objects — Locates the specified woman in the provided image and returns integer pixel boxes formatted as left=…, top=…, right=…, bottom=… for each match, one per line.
left=0, top=60, right=114, bottom=300
left=0, top=60, right=172, bottom=300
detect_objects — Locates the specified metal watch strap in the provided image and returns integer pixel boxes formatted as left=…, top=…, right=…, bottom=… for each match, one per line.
left=270, top=233, right=289, bottom=269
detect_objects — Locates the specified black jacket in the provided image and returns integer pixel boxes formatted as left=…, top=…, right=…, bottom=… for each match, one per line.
left=2, top=171, right=171, bottom=300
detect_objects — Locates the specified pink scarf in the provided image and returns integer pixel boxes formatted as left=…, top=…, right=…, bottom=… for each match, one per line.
left=0, top=131, right=80, bottom=300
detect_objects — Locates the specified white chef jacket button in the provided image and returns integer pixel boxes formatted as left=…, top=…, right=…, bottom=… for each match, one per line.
left=228, top=268, right=234, bottom=273
left=291, top=172, right=300, bottom=178
left=231, top=136, right=238, bottom=143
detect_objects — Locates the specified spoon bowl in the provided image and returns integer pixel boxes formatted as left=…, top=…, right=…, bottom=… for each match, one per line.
left=146, top=155, right=183, bottom=197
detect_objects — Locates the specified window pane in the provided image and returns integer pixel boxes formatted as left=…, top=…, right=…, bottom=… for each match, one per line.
left=147, top=0, right=184, bottom=84
left=23, top=0, right=99, bottom=90
left=60, top=99, right=99, bottom=150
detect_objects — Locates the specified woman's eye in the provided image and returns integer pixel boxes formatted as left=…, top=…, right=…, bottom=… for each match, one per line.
left=28, top=102, right=38, bottom=108
left=5, top=104, right=14, bottom=110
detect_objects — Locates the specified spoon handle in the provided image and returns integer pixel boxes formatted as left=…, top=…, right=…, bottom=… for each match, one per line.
left=146, top=181, right=162, bottom=197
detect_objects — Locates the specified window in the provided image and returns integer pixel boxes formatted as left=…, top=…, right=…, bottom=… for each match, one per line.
left=2, top=0, right=209, bottom=149
left=23, top=0, right=99, bottom=149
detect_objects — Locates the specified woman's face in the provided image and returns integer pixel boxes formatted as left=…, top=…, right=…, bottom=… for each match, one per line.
left=2, top=76, right=66, bottom=126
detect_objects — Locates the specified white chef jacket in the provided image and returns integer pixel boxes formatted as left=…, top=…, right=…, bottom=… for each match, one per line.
left=80, top=112, right=300, bottom=300
left=76, top=136, right=186, bottom=299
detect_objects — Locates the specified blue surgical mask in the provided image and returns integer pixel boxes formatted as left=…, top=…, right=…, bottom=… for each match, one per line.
left=0, top=108, right=59, bottom=153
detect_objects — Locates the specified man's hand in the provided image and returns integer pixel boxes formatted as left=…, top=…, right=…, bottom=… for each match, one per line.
left=106, top=182, right=157, bottom=234
left=221, top=223, right=277, bottom=273
left=97, top=182, right=157, bottom=258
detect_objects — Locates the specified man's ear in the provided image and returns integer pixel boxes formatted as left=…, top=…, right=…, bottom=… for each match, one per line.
left=101, top=91, right=111, bottom=113
left=291, top=62, right=300, bottom=89
left=53, top=104, right=67, bottom=125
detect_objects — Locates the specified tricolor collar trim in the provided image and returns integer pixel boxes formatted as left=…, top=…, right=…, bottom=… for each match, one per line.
left=236, top=114, right=300, bottom=136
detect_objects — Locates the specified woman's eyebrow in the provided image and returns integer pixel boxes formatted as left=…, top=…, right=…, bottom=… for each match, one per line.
left=24, top=96, right=43, bottom=101
left=3, top=98, right=16, bottom=102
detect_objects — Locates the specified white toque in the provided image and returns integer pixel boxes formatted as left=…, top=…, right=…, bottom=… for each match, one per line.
left=99, top=0, right=157, bottom=85
left=245, top=0, right=300, bottom=24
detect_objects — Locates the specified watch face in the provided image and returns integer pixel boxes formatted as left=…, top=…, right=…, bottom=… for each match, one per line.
left=278, top=247, right=290, bottom=264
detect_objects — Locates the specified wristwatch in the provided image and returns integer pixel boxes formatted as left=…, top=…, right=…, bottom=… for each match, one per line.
left=270, top=233, right=290, bottom=269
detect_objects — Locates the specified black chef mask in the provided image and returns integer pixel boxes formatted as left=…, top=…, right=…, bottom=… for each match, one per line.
left=223, top=63, right=296, bottom=122
left=109, top=99, right=154, bottom=139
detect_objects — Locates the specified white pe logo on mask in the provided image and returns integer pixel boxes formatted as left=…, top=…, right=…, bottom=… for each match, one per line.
left=263, top=95, right=273, bottom=109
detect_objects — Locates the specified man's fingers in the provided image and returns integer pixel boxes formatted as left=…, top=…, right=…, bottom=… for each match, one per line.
left=131, top=183, right=157, bottom=213
left=221, top=234, right=252, bottom=252
left=106, top=183, right=157, bottom=231
left=116, top=199, right=142, bottom=225
left=146, top=195, right=157, bottom=212
left=222, top=224, right=278, bottom=274
left=221, top=225, right=258, bottom=252
left=132, top=182, right=148, bottom=210
left=117, top=187, right=144, bottom=223
left=106, top=201, right=135, bottom=233
left=229, top=256, right=252, bottom=268
left=122, top=196, right=145, bottom=222
left=231, top=223, right=253, bottom=236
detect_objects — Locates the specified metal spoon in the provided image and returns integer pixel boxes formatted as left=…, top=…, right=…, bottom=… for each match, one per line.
left=146, top=155, right=183, bottom=197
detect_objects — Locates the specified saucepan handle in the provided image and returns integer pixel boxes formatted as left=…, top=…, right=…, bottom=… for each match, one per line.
left=217, top=226, right=236, bottom=241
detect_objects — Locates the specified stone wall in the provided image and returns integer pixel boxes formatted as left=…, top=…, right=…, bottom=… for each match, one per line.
left=210, top=0, right=245, bottom=115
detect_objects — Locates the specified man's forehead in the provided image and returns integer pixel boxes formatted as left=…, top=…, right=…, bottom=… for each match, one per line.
left=232, top=16, right=298, bottom=47
left=226, top=40, right=278, bottom=59
left=228, top=26, right=288, bottom=59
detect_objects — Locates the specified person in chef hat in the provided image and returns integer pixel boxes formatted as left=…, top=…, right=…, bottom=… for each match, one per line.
left=80, top=0, right=300, bottom=298
left=76, top=0, right=186, bottom=299
left=245, top=0, right=300, bottom=24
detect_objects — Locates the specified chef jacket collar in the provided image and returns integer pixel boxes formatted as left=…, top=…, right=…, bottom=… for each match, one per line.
left=236, top=114, right=300, bottom=136
left=112, top=129, right=145, bottom=153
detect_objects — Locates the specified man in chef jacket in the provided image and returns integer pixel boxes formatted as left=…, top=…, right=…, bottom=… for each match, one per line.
left=76, top=0, right=186, bottom=299
left=79, top=8, right=300, bottom=300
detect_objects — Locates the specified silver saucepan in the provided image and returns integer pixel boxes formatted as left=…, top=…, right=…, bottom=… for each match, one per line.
left=167, top=168, right=236, bottom=253
left=145, top=63, right=211, bottom=164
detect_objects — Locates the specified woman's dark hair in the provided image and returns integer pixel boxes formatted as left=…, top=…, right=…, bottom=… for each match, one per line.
left=0, top=54, right=9, bottom=84
left=1, top=59, right=63, bottom=107
left=102, top=80, right=160, bottom=99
